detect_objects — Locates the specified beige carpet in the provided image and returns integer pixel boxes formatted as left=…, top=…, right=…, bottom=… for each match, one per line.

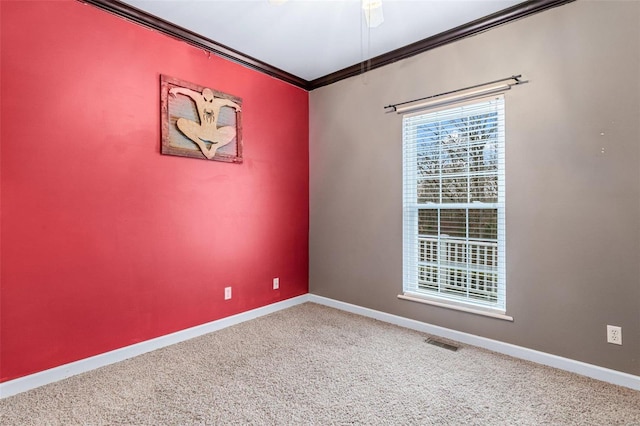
left=1, top=303, right=639, bottom=425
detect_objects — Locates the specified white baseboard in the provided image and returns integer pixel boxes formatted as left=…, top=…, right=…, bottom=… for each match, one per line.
left=0, top=295, right=310, bottom=399
left=3, top=293, right=637, bottom=398
left=308, top=294, right=640, bottom=391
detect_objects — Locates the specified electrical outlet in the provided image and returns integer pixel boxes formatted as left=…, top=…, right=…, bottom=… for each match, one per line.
left=224, top=287, right=232, bottom=300
left=607, top=325, right=622, bottom=345
left=273, top=277, right=279, bottom=290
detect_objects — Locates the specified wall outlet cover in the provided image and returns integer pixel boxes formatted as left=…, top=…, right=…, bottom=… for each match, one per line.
left=606, top=325, right=622, bottom=345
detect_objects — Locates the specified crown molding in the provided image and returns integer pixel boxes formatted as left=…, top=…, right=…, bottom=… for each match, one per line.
left=309, top=0, right=575, bottom=90
left=81, top=0, right=575, bottom=92
left=80, top=0, right=309, bottom=89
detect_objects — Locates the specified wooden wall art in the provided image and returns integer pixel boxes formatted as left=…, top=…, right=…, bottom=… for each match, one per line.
left=161, top=75, right=243, bottom=163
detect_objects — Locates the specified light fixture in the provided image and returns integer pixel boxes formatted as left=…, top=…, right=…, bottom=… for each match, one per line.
left=362, top=0, right=384, bottom=28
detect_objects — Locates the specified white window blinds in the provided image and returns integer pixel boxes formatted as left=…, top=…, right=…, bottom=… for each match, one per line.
left=402, top=96, right=506, bottom=313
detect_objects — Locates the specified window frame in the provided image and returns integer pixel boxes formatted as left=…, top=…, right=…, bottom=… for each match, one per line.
left=401, top=95, right=507, bottom=317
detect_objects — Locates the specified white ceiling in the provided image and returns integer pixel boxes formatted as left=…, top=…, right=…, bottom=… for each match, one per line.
left=122, top=0, right=524, bottom=82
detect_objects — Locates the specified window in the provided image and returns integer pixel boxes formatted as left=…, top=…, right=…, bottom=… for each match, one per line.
left=402, top=96, right=505, bottom=314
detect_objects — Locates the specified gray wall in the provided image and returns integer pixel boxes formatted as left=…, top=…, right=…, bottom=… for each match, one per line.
left=309, top=1, right=640, bottom=375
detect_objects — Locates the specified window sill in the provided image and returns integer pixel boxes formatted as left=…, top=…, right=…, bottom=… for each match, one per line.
left=398, top=293, right=514, bottom=322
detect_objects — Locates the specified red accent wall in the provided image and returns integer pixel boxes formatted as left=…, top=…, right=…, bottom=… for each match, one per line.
left=0, top=0, right=309, bottom=382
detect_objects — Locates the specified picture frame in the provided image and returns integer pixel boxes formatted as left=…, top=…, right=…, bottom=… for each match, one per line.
left=160, top=74, right=243, bottom=163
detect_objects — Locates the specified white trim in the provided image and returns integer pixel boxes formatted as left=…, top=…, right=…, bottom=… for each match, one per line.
left=402, top=96, right=507, bottom=312
left=3, top=293, right=638, bottom=398
left=308, top=294, right=640, bottom=391
left=398, top=293, right=514, bottom=321
left=0, top=295, right=310, bottom=399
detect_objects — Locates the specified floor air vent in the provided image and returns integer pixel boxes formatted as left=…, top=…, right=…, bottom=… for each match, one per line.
left=425, top=338, right=459, bottom=351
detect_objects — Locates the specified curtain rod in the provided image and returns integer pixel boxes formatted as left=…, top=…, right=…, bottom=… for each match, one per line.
left=384, top=74, right=525, bottom=112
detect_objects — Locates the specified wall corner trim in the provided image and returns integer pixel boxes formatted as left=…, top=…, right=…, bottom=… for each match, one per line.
left=308, top=294, right=640, bottom=391
left=0, top=295, right=310, bottom=399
